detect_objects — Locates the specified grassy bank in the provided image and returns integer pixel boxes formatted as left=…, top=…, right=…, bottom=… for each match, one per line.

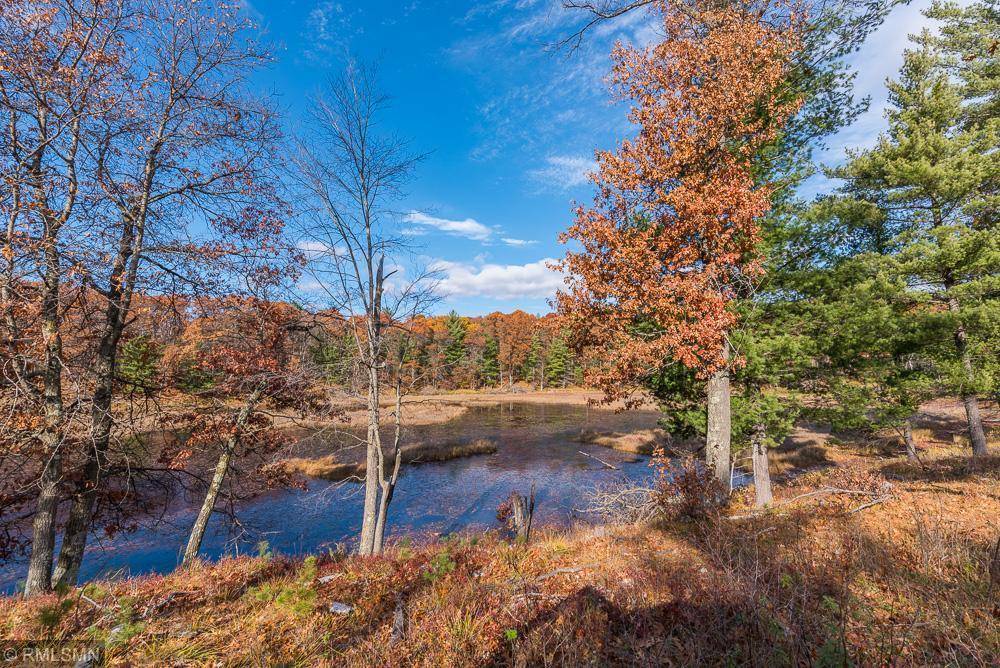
left=575, top=428, right=670, bottom=455
left=3, top=433, right=996, bottom=666
left=282, top=439, right=499, bottom=480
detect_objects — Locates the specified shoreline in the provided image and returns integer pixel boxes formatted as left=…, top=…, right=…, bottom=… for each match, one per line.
left=278, top=390, right=663, bottom=479
left=4, top=402, right=994, bottom=665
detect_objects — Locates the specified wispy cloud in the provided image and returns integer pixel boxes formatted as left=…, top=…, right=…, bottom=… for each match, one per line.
left=451, top=1, right=659, bottom=164
left=502, top=237, right=537, bottom=247
left=236, top=0, right=263, bottom=22
left=403, top=211, right=494, bottom=241
left=431, top=258, right=563, bottom=300
left=301, top=1, right=362, bottom=63
left=529, top=155, right=596, bottom=191
left=296, top=239, right=345, bottom=258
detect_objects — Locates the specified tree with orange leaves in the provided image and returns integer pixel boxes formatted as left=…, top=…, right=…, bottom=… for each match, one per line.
left=556, top=1, right=802, bottom=487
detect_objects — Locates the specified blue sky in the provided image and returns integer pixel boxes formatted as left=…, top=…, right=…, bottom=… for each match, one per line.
left=244, top=0, right=954, bottom=316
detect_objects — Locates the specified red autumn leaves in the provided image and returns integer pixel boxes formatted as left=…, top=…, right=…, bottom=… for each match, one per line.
left=556, top=1, right=803, bottom=400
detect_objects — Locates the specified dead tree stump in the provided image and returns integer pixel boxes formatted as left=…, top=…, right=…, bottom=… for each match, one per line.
left=511, top=484, right=536, bottom=543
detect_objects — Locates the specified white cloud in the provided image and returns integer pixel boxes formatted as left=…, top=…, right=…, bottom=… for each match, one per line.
left=302, top=1, right=361, bottom=62
left=431, top=258, right=564, bottom=300
left=296, top=239, right=345, bottom=258
left=403, top=211, right=494, bottom=241
left=502, top=237, right=537, bottom=247
left=529, top=155, right=596, bottom=191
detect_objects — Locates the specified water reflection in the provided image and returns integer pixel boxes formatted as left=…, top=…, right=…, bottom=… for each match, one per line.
left=1, top=402, right=661, bottom=590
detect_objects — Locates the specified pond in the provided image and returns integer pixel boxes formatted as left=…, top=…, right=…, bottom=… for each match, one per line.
left=1, top=402, right=663, bottom=592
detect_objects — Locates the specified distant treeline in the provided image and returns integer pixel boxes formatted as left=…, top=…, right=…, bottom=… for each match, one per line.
left=112, top=301, right=584, bottom=396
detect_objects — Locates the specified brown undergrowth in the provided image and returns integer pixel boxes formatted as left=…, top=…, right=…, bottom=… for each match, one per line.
left=2, top=445, right=997, bottom=665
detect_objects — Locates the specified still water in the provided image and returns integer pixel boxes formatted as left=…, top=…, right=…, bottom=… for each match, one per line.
left=1, top=402, right=661, bottom=591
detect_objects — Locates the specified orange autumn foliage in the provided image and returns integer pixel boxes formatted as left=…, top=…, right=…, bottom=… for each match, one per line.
left=556, top=0, right=803, bottom=404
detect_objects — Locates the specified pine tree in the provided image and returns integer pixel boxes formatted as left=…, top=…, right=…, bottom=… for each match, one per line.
left=443, top=311, right=468, bottom=382
left=479, top=335, right=500, bottom=387
left=117, top=335, right=162, bottom=394
left=522, top=333, right=543, bottom=388
left=922, top=0, right=1000, bottom=131
left=813, top=30, right=997, bottom=456
left=545, top=335, right=570, bottom=388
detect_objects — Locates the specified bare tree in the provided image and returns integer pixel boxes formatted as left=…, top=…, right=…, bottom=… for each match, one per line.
left=0, top=0, right=129, bottom=597
left=51, top=0, right=284, bottom=588
left=292, top=63, right=437, bottom=556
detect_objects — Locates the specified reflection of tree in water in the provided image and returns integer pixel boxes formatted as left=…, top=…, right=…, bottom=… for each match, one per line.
left=1, top=403, right=660, bottom=590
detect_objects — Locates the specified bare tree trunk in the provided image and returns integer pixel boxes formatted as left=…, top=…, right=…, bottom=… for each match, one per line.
left=52, top=455, right=95, bottom=588
left=961, top=394, right=988, bottom=457
left=948, top=297, right=989, bottom=456
left=53, top=334, right=119, bottom=587
left=183, top=388, right=263, bottom=565
left=55, top=211, right=144, bottom=588
left=184, top=446, right=234, bottom=565
left=23, top=439, right=61, bottom=597
left=358, top=365, right=381, bottom=556
left=372, top=453, right=400, bottom=554
left=751, top=423, right=772, bottom=508
left=372, top=380, right=403, bottom=554
left=903, top=418, right=919, bottom=462
left=705, top=343, right=731, bottom=492
left=24, top=232, right=67, bottom=597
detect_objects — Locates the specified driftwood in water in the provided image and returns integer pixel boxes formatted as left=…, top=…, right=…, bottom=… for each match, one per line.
left=511, top=485, right=536, bottom=542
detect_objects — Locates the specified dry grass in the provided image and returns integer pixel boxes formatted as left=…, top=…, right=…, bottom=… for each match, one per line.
left=4, top=437, right=997, bottom=666
left=276, top=400, right=470, bottom=431
left=576, top=428, right=669, bottom=455
left=282, top=439, right=498, bottom=480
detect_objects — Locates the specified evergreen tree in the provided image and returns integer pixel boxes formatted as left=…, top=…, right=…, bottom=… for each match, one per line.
left=922, top=0, right=1000, bottom=131
left=522, top=333, right=543, bottom=388
left=544, top=335, right=571, bottom=388
left=816, top=33, right=998, bottom=456
left=479, top=335, right=500, bottom=387
left=117, top=335, right=162, bottom=394
left=310, top=330, right=356, bottom=387
left=443, top=311, right=468, bottom=381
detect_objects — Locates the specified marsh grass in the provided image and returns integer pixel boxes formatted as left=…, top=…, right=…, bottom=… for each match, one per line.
left=576, top=428, right=669, bottom=455
left=283, top=439, right=498, bottom=480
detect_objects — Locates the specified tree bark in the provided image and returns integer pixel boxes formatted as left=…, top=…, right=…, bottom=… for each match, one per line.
left=372, top=383, right=403, bottom=555
left=23, top=443, right=61, bottom=597
left=54, top=210, right=145, bottom=588
left=948, top=297, right=989, bottom=456
left=705, top=344, right=732, bottom=492
left=53, top=336, right=119, bottom=587
left=182, top=388, right=264, bottom=564
left=358, top=365, right=381, bottom=556
left=24, top=211, right=67, bottom=597
left=372, top=452, right=400, bottom=555
left=751, top=422, right=773, bottom=508
left=903, top=418, right=919, bottom=462
left=511, top=486, right=535, bottom=542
